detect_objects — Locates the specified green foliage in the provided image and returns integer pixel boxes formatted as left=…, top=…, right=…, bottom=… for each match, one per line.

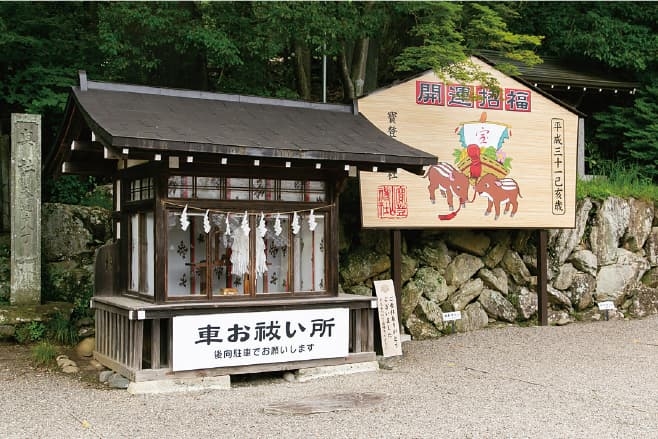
left=44, top=175, right=96, bottom=205
left=31, top=341, right=58, bottom=367
left=43, top=176, right=111, bottom=209
left=0, top=2, right=102, bottom=136
left=576, top=162, right=658, bottom=201
left=15, top=321, right=46, bottom=344
left=79, top=185, right=113, bottom=210
left=42, top=265, right=95, bottom=321
left=592, top=83, right=658, bottom=183
left=46, top=313, right=79, bottom=346
left=394, top=2, right=542, bottom=90
left=512, top=2, right=658, bottom=72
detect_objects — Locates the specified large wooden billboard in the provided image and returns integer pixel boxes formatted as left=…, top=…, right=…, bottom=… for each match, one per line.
left=358, top=57, right=578, bottom=229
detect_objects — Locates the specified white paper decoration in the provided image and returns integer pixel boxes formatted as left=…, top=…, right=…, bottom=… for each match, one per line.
left=292, top=211, right=300, bottom=235
left=240, top=210, right=250, bottom=236
left=180, top=204, right=190, bottom=231
left=274, top=213, right=282, bottom=236
left=231, top=212, right=251, bottom=275
left=203, top=209, right=211, bottom=233
left=308, top=209, right=317, bottom=231
left=257, top=212, right=267, bottom=238
left=255, top=212, right=268, bottom=277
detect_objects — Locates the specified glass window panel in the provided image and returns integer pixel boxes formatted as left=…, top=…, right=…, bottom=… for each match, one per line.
left=168, top=176, right=193, bottom=198
left=167, top=211, right=195, bottom=296
left=252, top=178, right=270, bottom=201
left=293, top=213, right=325, bottom=292
left=307, top=181, right=326, bottom=202
left=142, top=177, right=153, bottom=199
left=145, top=212, right=155, bottom=295
left=197, top=177, right=224, bottom=199
left=115, top=180, right=121, bottom=211
left=280, top=180, right=303, bottom=201
left=129, top=214, right=139, bottom=291
left=190, top=216, right=207, bottom=295
left=210, top=214, right=247, bottom=297
left=256, top=215, right=290, bottom=294
left=227, top=178, right=250, bottom=200
left=130, top=179, right=140, bottom=201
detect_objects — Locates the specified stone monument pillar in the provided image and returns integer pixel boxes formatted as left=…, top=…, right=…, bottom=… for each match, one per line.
left=10, top=114, right=41, bottom=305
left=0, top=134, right=10, bottom=232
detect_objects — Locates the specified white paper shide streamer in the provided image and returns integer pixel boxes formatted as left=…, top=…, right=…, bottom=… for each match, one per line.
left=274, top=213, right=282, bottom=236
left=203, top=209, right=211, bottom=233
left=180, top=204, right=190, bottom=231
left=230, top=212, right=251, bottom=275
left=292, top=211, right=300, bottom=235
left=255, top=212, right=268, bottom=277
left=224, top=213, right=231, bottom=237
left=308, top=209, right=317, bottom=231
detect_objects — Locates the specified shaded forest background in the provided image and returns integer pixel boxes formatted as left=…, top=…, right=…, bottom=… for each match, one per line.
left=2, top=1, right=658, bottom=198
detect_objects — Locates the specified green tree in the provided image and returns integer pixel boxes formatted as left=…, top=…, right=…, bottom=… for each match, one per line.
left=0, top=2, right=101, bottom=138
left=509, top=2, right=658, bottom=179
left=594, top=83, right=658, bottom=179
left=393, top=2, right=543, bottom=92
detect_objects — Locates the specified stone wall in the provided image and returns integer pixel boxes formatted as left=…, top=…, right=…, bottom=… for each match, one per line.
left=0, top=203, right=111, bottom=339
left=3, top=196, right=658, bottom=341
left=339, top=197, right=658, bottom=339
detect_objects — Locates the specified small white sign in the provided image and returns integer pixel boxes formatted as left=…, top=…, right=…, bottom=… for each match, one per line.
left=373, top=279, right=403, bottom=358
left=172, top=308, right=349, bottom=372
left=442, top=311, right=462, bottom=322
left=597, top=301, right=616, bottom=311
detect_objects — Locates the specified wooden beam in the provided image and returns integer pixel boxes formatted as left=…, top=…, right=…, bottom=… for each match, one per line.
left=62, top=160, right=117, bottom=176
left=70, top=140, right=104, bottom=152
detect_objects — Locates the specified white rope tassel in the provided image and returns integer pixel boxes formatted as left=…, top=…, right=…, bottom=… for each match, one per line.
left=203, top=209, right=211, bottom=233
left=308, top=209, right=317, bottom=231
left=292, top=211, right=300, bottom=235
left=231, top=212, right=250, bottom=275
left=180, top=204, right=190, bottom=231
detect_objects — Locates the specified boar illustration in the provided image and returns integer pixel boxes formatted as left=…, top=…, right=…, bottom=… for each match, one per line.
left=474, top=173, right=522, bottom=220
left=424, top=162, right=470, bottom=211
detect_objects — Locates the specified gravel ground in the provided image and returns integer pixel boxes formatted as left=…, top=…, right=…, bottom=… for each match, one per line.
left=3, top=315, right=658, bottom=439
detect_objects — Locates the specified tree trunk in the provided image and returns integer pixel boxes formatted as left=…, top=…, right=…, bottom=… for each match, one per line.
left=339, top=49, right=355, bottom=102
left=351, top=37, right=370, bottom=98
left=364, top=38, right=380, bottom=95
left=294, top=41, right=312, bottom=100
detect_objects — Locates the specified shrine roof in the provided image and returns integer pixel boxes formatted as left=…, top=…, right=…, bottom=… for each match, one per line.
left=45, top=72, right=436, bottom=177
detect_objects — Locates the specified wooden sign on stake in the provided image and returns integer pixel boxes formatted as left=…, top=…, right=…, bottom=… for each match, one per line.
left=597, top=301, right=616, bottom=321
left=373, top=279, right=403, bottom=357
left=442, top=311, right=462, bottom=334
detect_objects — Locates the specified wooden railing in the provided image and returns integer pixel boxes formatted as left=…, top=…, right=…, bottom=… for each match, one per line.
left=93, top=295, right=377, bottom=382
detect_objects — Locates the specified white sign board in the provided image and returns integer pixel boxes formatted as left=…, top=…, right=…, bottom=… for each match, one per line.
left=172, top=308, right=349, bottom=372
left=442, top=311, right=462, bottom=322
left=597, top=301, right=616, bottom=311
left=373, top=279, right=403, bottom=357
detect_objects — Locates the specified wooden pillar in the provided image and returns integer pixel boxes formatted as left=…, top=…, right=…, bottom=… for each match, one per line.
left=537, top=229, right=548, bottom=326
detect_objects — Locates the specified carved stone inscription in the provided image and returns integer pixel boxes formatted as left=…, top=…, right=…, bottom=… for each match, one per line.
left=10, top=113, right=41, bottom=305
